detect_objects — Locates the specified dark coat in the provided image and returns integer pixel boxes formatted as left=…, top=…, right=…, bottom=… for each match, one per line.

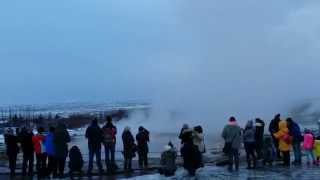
left=54, top=124, right=71, bottom=159
left=255, top=119, right=265, bottom=143
left=19, top=130, right=34, bottom=155
left=180, top=141, right=201, bottom=172
left=85, top=123, right=103, bottom=150
left=179, top=128, right=193, bottom=144
left=5, top=134, right=19, bottom=156
left=122, top=130, right=135, bottom=158
left=269, top=117, right=280, bottom=134
left=68, top=146, right=84, bottom=172
left=160, top=149, right=177, bottom=172
left=136, top=129, right=149, bottom=154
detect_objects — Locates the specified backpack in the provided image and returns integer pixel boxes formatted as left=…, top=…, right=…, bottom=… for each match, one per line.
left=103, top=127, right=116, bottom=144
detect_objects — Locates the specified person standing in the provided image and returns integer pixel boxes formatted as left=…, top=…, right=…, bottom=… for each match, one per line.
left=255, top=118, right=265, bottom=159
left=181, top=137, right=201, bottom=176
left=122, top=126, right=136, bottom=172
left=4, top=128, right=19, bottom=177
left=136, top=126, right=150, bottom=169
left=273, top=120, right=292, bottom=166
left=20, top=127, right=34, bottom=176
left=179, top=124, right=192, bottom=144
left=85, top=119, right=104, bottom=175
left=45, top=126, right=57, bottom=178
left=222, top=117, right=242, bottom=171
left=243, top=120, right=257, bottom=169
left=54, top=123, right=71, bottom=178
left=32, top=127, right=47, bottom=178
left=269, top=114, right=281, bottom=159
left=287, top=118, right=303, bottom=165
left=193, top=126, right=205, bottom=167
left=102, top=116, right=117, bottom=173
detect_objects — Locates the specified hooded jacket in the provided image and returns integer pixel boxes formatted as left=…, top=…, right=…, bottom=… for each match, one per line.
left=85, top=122, right=103, bottom=150
left=193, top=131, right=205, bottom=153
left=222, top=121, right=242, bottom=149
left=243, top=121, right=255, bottom=143
left=273, top=120, right=291, bottom=151
left=314, top=140, right=320, bottom=157
left=45, top=132, right=55, bottom=156
left=54, top=123, right=71, bottom=159
left=160, top=146, right=177, bottom=172
left=32, top=133, right=45, bottom=154
left=303, top=133, right=314, bottom=150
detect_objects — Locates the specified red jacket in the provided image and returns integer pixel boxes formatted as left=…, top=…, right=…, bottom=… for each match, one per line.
left=32, top=134, right=45, bottom=154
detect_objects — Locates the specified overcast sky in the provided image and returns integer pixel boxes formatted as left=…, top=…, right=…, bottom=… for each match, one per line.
left=1, top=0, right=320, bottom=126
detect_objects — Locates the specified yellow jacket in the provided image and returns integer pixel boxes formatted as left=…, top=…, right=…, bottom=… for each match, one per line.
left=314, top=140, right=320, bottom=157
left=273, top=120, right=291, bottom=151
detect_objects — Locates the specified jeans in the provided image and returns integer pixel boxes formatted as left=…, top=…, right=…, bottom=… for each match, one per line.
left=305, top=150, right=315, bottom=163
left=124, top=157, right=132, bottom=170
left=282, top=151, right=290, bottom=166
left=244, top=142, right=256, bottom=168
left=56, top=157, right=66, bottom=177
left=8, top=153, right=17, bottom=175
left=88, top=148, right=103, bottom=173
left=228, top=148, right=239, bottom=171
left=36, top=153, right=47, bottom=177
left=292, top=141, right=302, bottom=163
left=22, top=153, right=34, bottom=176
left=47, top=155, right=57, bottom=177
left=104, top=144, right=115, bottom=170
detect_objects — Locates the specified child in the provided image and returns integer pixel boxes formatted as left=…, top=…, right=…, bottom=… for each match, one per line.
left=262, top=136, right=275, bottom=166
left=68, top=146, right=84, bottom=176
left=314, top=136, right=320, bottom=164
left=303, top=129, right=316, bottom=165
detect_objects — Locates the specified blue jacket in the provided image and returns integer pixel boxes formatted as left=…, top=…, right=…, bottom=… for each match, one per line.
left=45, top=133, right=55, bottom=156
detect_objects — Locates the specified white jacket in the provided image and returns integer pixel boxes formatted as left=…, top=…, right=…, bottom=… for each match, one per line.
left=193, top=132, right=205, bottom=153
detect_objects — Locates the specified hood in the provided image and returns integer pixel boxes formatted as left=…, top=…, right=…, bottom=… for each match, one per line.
left=245, top=120, right=254, bottom=129
left=278, top=120, right=288, bottom=132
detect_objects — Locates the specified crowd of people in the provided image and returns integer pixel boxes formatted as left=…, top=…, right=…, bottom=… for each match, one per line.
left=3, top=114, right=320, bottom=178
left=222, top=114, right=320, bottom=172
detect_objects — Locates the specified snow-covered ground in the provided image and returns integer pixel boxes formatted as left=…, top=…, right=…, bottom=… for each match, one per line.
left=122, top=165, right=320, bottom=180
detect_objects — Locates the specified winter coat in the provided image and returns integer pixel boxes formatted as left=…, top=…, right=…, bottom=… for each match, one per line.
left=181, top=141, right=201, bottom=171
left=288, top=122, right=303, bottom=142
left=45, top=133, right=55, bottom=156
left=273, top=120, right=292, bottom=151
left=243, top=121, right=256, bottom=143
left=32, top=134, right=45, bottom=155
left=222, top=122, right=242, bottom=149
left=179, top=128, right=193, bottom=144
left=255, top=119, right=265, bottom=143
left=122, top=130, right=135, bottom=159
left=102, top=123, right=117, bottom=145
left=85, top=123, right=103, bottom=150
left=4, top=134, right=19, bottom=156
left=54, top=124, right=71, bottom=159
left=20, top=130, right=34, bottom=155
left=136, top=130, right=149, bottom=154
left=303, top=133, right=315, bottom=150
left=269, top=117, right=280, bottom=134
left=193, top=132, right=205, bottom=153
left=160, top=149, right=177, bottom=172
left=68, top=146, right=83, bottom=172
left=313, top=140, right=320, bottom=157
